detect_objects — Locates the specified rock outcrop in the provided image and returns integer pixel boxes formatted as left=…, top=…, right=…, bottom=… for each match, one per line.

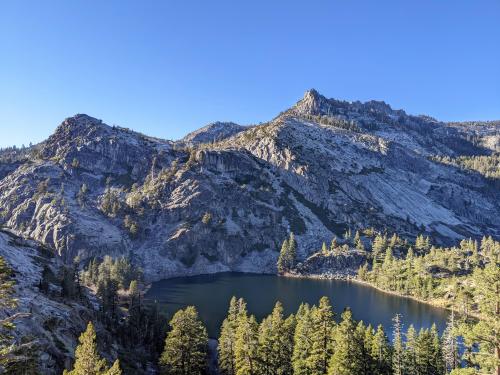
left=0, top=91, right=498, bottom=282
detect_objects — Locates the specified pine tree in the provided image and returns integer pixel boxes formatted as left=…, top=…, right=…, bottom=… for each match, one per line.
left=2, top=335, right=39, bottom=374
left=404, top=324, right=417, bottom=375
left=277, top=233, right=297, bottom=274
left=282, top=314, right=296, bottom=374
left=392, top=314, right=404, bottom=375
left=372, top=234, right=387, bottom=257
left=234, top=314, right=259, bottom=375
left=292, top=304, right=314, bottom=375
left=430, top=323, right=444, bottom=374
left=389, top=233, right=399, bottom=249
left=218, top=297, right=240, bottom=375
left=343, top=229, right=351, bottom=241
left=458, top=261, right=500, bottom=374
left=327, top=309, right=363, bottom=375
left=321, top=242, right=328, bottom=255
left=355, top=321, right=371, bottom=374
left=260, top=302, right=294, bottom=375
left=415, top=328, right=434, bottom=375
left=257, top=301, right=290, bottom=375
left=64, top=322, right=119, bottom=375
left=159, top=306, right=208, bottom=375
left=356, top=238, right=365, bottom=252
left=309, top=297, right=335, bottom=374
left=442, top=312, right=459, bottom=374
left=105, top=360, right=122, bottom=375
left=329, top=237, right=338, bottom=253
left=363, top=324, right=375, bottom=373
left=415, top=234, right=430, bottom=253
left=277, top=238, right=289, bottom=274
left=353, top=230, right=361, bottom=245
left=371, top=325, right=391, bottom=375
left=357, top=263, right=369, bottom=281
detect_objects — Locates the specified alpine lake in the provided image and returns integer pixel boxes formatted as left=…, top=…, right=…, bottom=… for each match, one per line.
left=145, top=272, right=449, bottom=339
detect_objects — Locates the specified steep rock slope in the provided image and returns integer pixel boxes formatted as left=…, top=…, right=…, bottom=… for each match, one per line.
left=0, top=92, right=499, bottom=281
left=0, top=230, right=95, bottom=373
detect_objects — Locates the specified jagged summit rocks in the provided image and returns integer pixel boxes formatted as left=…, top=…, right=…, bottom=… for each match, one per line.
left=0, top=91, right=498, bottom=281
left=292, top=89, right=396, bottom=119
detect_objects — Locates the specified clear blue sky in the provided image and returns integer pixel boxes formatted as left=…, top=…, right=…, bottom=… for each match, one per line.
left=1, top=1, right=499, bottom=147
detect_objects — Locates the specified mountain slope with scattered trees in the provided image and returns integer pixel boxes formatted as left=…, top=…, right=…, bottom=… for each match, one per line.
left=0, top=90, right=499, bottom=374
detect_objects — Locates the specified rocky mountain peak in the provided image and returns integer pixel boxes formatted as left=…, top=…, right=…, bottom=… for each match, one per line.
left=56, top=114, right=108, bottom=136
left=294, top=89, right=399, bottom=119
left=293, top=88, right=331, bottom=116
left=180, top=121, right=245, bottom=145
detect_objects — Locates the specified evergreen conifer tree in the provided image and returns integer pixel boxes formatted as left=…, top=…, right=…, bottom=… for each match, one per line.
left=371, top=324, right=391, bottom=375
left=321, top=242, right=328, bottom=255
left=430, top=323, right=444, bottom=374
left=442, top=312, right=459, bottom=374
left=218, top=297, right=240, bottom=375
left=257, top=302, right=295, bottom=375
left=277, top=238, right=289, bottom=274
left=415, top=328, right=434, bottom=375
left=328, top=309, right=363, bottom=375
left=234, top=314, right=259, bottom=375
left=105, top=360, right=122, bottom=375
left=64, top=322, right=121, bottom=375
left=404, top=324, right=417, bottom=375
left=292, top=304, right=314, bottom=375
left=159, top=306, right=208, bottom=375
left=329, top=237, right=338, bottom=253
left=458, top=262, right=500, bottom=374
left=309, top=297, right=335, bottom=374
left=392, top=314, right=404, bottom=375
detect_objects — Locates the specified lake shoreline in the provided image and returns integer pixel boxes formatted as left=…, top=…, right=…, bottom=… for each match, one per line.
left=282, top=271, right=462, bottom=316
left=283, top=271, right=451, bottom=307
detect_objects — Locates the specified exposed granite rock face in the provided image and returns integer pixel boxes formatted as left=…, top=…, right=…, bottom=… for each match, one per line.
left=0, top=230, right=96, bottom=374
left=0, top=91, right=499, bottom=282
left=292, top=250, right=367, bottom=278
left=181, top=121, right=246, bottom=146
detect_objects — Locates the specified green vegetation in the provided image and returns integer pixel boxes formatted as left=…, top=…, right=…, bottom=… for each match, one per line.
left=432, top=153, right=500, bottom=179
left=201, top=212, right=212, bottom=225
left=159, top=306, right=208, bottom=375
left=81, top=256, right=142, bottom=320
left=357, top=235, right=499, bottom=374
left=63, top=322, right=122, bottom=375
left=66, top=293, right=485, bottom=374
left=277, top=232, right=297, bottom=274
left=159, top=295, right=474, bottom=375
left=123, top=215, right=139, bottom=238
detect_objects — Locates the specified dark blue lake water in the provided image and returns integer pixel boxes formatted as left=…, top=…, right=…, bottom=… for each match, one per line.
left=145, top=272, right=448, bottom=338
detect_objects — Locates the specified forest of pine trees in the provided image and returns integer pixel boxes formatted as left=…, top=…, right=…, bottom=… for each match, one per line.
left=1, top=229, right=498, bottom=374
left=357, top=235, right=499, bottom=374
left=69, top=233, right=499, bottom=375
left=148, top=296, right=473, bottom=375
